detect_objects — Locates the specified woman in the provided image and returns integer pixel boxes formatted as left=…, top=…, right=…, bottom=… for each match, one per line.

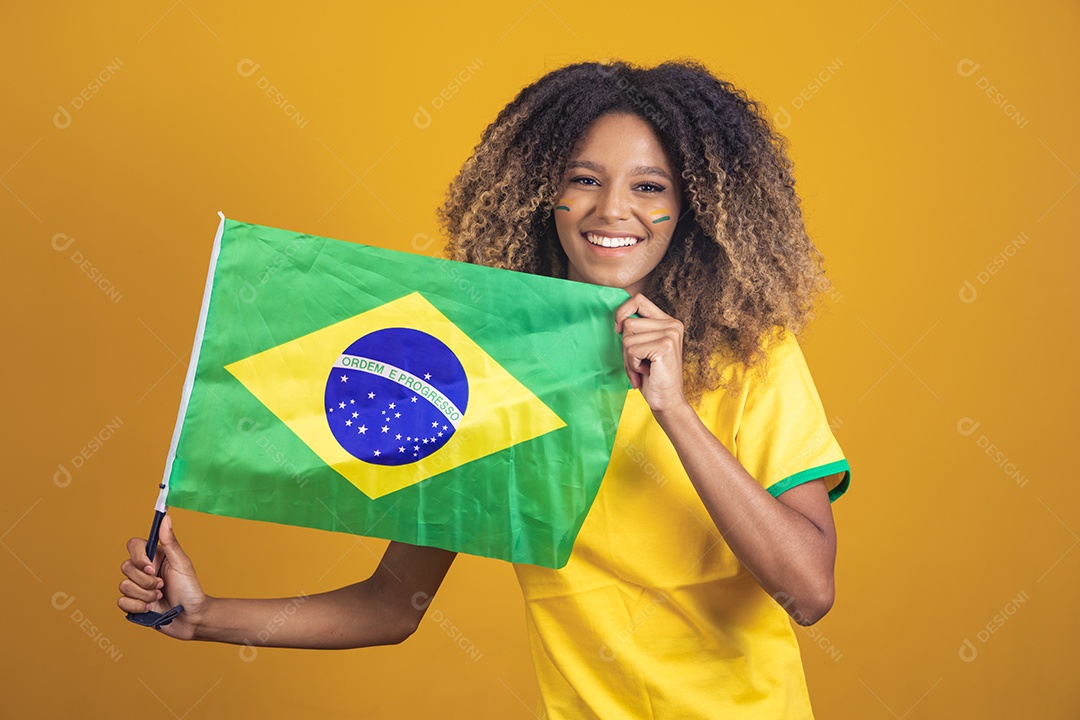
left=118, top=59, right=851, bottom=718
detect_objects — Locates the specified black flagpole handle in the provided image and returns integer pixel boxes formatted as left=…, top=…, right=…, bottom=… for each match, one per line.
left=125, top=509, right=185, bottom=629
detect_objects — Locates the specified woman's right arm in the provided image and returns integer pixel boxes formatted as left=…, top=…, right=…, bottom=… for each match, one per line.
left=117, top=514, right=457, bottom=649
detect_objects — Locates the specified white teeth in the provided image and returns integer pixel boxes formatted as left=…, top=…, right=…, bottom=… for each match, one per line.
left=586, top=232, right=640, bottom=248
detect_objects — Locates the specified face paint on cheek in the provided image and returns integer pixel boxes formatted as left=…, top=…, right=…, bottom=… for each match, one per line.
left=556, top=197, right=573, bottom=212
left=650, top=208, right=672, bottom=224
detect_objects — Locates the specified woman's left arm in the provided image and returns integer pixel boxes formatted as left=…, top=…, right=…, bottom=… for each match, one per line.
left=616, top=294, right=836, bottom=626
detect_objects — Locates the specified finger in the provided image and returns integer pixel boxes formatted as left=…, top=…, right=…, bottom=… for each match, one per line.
left=119, top=577, right=163, bottom=604
left=624, top=346, right=655, bottom=376
left=621, top=348, right=653, bottom=383
left=623, top=330, right=681, bottom=359
left=614, top=294, right=669, bottom=332
left=117, top=595, right=155, bottom=614
left=120, top=558, right=163, bottom=591
left=127, top=536, right=156, bottom=576
left=620, top=316, right=681, bottom=338
left=623, top=337, right=687, bottom=381
left=158, top=515, right=192, bottom=572
left=626, top=353, right=651, bottom=376
left=622, top=322, right=683, bottom=362
left=621, top=331, right=656, bottom=382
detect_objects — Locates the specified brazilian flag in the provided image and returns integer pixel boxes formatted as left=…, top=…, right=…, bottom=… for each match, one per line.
left=155, top=213, right=630, bottom=568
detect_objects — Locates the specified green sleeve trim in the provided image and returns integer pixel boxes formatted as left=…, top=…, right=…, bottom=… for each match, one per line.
left=765, top=459, right=851, bottom=504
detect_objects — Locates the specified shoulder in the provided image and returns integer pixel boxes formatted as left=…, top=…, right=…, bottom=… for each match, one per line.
left=744, top=325, right=815, bottom=389
left=697, top=326, right=824, bottom=419
left=705, top=325, right=803, bottom=390
left=760, top=325, right=803, bottom=364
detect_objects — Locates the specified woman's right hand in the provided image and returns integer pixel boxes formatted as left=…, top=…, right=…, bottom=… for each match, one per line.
left=117, top=514, right=208, bottom=640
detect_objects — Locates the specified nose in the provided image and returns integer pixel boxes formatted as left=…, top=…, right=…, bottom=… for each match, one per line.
left=594, top=185, right=632, bottom=223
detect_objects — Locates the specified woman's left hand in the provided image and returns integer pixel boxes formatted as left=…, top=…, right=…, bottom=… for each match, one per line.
left=614, top=293, right=688, bottom=414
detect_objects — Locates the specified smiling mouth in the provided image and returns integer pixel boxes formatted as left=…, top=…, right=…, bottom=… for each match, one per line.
left=584, top=232, right=642, bottom=248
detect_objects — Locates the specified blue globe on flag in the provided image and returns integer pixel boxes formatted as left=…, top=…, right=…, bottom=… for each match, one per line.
left=324, top=328, right=469, bottom=466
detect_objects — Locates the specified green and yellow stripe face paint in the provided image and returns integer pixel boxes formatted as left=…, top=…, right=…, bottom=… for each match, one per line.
left=556, top=198, right=573, bottom=212
left=650, top=208, right=671, bottom=224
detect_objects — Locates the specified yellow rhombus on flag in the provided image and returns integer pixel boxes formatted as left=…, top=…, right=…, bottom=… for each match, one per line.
left=225, top=292, right=566, bottom=499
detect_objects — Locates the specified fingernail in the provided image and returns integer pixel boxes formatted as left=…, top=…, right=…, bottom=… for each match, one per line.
left=156, top=590, right=163, bottom=600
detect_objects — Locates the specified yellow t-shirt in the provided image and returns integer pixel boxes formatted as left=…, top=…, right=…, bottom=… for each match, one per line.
left=513, top=329, right=851, bottom=719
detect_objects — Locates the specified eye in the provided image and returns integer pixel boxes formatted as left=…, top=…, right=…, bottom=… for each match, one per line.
left=635, top=182, right=666, bottom=193
left=569, top=175, right=599, bottom=186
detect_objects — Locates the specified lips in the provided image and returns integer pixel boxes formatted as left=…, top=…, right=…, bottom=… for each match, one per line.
left=583, top=231, right=642, bottom=248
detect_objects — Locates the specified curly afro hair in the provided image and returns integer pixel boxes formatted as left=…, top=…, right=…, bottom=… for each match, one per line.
left=437, top=59, right=835, bottom=402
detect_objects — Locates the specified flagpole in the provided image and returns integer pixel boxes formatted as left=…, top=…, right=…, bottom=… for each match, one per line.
left=126, top=211, right=227, bottom=629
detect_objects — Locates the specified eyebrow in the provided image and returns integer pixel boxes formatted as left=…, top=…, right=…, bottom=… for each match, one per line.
left=565, top=160, right=672, bottom=181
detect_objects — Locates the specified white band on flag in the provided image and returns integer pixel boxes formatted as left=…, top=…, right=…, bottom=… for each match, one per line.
left=336, top=354, right=464, bottom=428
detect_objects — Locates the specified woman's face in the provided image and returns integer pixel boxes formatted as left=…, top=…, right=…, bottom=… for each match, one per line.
left=553, top=112, right=682, bottom=296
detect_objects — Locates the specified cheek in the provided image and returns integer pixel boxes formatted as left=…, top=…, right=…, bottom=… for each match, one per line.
left=553, top=208, right=580, bottom=247
left=647, top=200, right=678, bottom=228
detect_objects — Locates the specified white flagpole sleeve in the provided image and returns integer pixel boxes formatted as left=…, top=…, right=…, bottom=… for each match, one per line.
left=156, top=211, right=227, bottom=512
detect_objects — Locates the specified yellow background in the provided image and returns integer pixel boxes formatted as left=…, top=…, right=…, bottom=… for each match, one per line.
left=3, top=1, right=1076, bottom=717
